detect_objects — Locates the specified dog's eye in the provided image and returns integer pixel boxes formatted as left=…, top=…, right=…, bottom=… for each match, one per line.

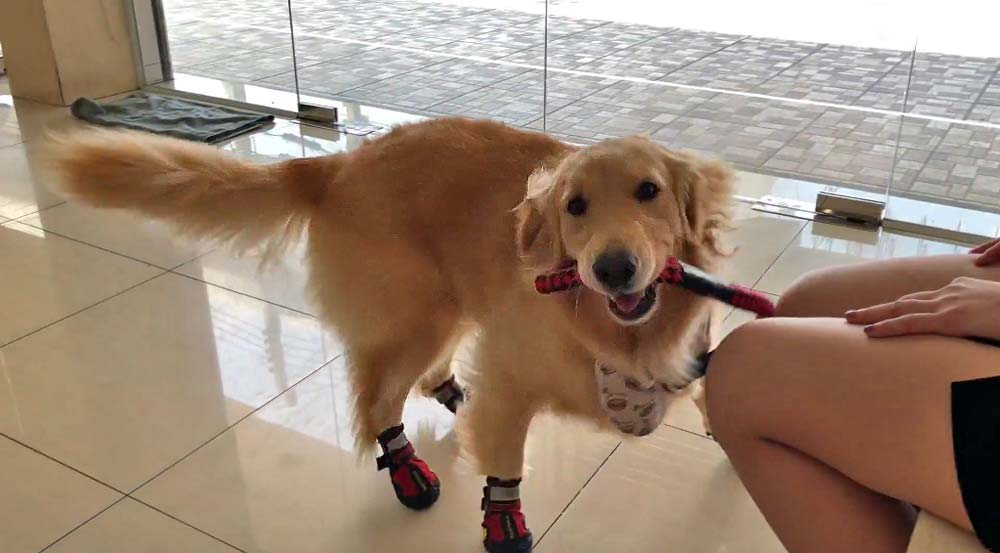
left=634, top=181, right=659, bottom=202
left=566, top=196, right=588, bottom=216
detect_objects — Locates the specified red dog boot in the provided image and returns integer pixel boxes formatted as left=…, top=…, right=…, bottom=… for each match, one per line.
left=482, top=477, right=532, bottom=553
left=431, top=375, right=466, bottom=413
left=376, top=424, right=440, bottom=510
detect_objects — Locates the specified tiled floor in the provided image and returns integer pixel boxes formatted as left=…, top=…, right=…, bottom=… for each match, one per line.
left=158, top=0, right=1000, bottom=212
left=0, top=78, right=986, bottom=552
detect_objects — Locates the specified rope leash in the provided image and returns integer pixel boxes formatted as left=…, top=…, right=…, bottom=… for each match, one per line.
left=534, top=257, right=775, bottom=319
left=534, top=257, right=775, bottom=379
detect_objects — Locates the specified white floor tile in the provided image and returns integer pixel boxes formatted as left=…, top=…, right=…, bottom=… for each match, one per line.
left=0, top=143, right=65, bottom=219
left=19, top=203, right=213, bottom=269
left=756, top=222, right=967, bottom=295
left=0, top=221, right=161, bottom=345
left=0, top=273, right=341, bottom=491
left=0, top=123, right=24, bottom=148
left=908, top=512, right=986, bottom=553
left=661, top=395, right=712, bottom=440
left=0, top=93, right=88, bottom=144
left=721, top=204, right=806, bottom=287
left=46, top=498, right=241, bottom=553
left=175, top=239, right=314, bottom=315
left=535, top=426, right=783, bottom=553
left=136, top=358, right=621, bottom=553
left=0, top=436, right=120, bottom=553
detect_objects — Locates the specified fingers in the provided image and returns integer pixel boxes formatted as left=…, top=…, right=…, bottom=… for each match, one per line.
left=862, top=313, right=949, bottom=338
left=970, top=238, right=999, bottom=254
left=845, top=298, right=941, bottom=325
left=896, top=289, right=939, bottom=302
left=974, top=243, right=1000, bottom=267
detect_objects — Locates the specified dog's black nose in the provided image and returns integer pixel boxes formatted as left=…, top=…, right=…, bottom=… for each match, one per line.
left=592, top=251, right=637, bottom=291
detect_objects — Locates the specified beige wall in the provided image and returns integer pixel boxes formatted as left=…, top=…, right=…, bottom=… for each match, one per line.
left=1, top=1, right=64, bottom=105
left=0, top=0, right=140, bottom=105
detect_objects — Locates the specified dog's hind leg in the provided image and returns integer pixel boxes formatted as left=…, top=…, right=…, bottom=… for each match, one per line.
left=347, top=310, right=461, bottom=511
left=308, top=233, right=465, bottom=511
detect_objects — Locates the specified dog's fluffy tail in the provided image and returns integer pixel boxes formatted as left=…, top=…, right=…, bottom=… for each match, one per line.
left=45, top=129, right=338, bottom=258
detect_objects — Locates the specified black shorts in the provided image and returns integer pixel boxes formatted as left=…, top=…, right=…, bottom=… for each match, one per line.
left=952, top=372, right=1000, bottom=551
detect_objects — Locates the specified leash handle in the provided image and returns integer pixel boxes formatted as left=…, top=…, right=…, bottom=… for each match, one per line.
left=534, top=257, right=775, bottom=319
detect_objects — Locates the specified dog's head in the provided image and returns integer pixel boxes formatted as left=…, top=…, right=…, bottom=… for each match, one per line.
left=517, top=136, right=732, bottom=326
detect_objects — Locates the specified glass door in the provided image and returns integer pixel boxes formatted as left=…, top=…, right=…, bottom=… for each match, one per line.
left=284, top=0, right=548, bottom=133
left=542, top=0, right=915, bottom=212
left=885, top=5, right=1000, bottom=241
left=131, top=0, right=998, bottom=242
left=135, top=0, right=302, bottom=115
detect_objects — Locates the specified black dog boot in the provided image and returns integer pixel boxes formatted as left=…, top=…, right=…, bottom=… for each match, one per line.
left=431, top=375, right=466, bottom=413
left=481, top=477, right=532, bottom=553
left=376, top=424, right=440, bottom=510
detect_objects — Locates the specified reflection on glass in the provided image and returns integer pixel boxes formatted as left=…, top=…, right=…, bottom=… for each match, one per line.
left=891, top=35, right=1000, bottom=220
left=797, top=222, right=965, bottom=259
left=284, top=0, right=547, bottom=126
left=160, top=0, right=299, bottom=112
left=154, top=0, right=999, bottom=233
left=535, top=0, right=921, bottom=208
left=205, top=282, right=331, bottom=411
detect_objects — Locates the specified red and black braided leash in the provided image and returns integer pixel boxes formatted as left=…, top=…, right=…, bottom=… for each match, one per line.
left=535, top=257, right=774, bottom=379
left=534, top=257, right=775, bottom=318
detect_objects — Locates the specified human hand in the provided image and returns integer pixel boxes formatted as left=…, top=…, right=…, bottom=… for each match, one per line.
left=845, top=277, right=1000, bottom=340
left=971, top=238, right=1000, bottom=267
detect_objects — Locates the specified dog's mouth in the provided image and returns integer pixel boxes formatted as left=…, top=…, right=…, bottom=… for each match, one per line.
left=608, top=285, right=658, bottom=323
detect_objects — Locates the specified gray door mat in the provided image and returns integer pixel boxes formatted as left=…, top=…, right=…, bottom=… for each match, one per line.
left=70, top=93, right=275, bottom=143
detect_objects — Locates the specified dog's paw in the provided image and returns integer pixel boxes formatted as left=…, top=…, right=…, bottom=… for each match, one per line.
left=380, top=452, right=441, bottom=510
left=483, top=512, right=532, bottom=553
left=432, top=375, right=467, bottom=414
left=377, top=425, right=441, bottom=510
left=482, top=478, right=532, bottom=553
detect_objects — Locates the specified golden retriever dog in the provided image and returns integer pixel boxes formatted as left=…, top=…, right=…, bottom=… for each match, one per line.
left=47, top=117, right=731, bottom=553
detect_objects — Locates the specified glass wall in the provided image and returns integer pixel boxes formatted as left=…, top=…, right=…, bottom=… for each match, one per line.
left=154, top=0, right=300, bottom=113
left=289, top=0, right=549, bottom=127
left=887, top=3, right=1000, bottom=237
left=137, top=0, right=998, bottom=237
left=531, top=1, right=945, bottom=218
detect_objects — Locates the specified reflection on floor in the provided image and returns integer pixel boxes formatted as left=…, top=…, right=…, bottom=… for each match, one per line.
left=159, top=0, right=1000, bottom=211
left=0, top=77, right=987, bottom=552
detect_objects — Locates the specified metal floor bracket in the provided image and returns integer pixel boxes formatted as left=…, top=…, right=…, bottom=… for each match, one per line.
left=815, top=191, right=885, bottom=228
left=297, top=103, right=338, bottom=126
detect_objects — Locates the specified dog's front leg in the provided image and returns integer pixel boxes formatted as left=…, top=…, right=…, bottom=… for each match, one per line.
left=463, top=389, right=536, bottom=553
left=691, top=377, right=712, bottom=436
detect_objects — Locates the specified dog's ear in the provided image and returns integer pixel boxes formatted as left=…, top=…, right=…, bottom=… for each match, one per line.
left=515, top=167, right=562, bottom=270
left=665, top=149, right=733, bottom=258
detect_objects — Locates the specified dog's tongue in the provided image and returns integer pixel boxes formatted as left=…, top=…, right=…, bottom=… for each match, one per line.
left=612, top=293, right=643, bottom=313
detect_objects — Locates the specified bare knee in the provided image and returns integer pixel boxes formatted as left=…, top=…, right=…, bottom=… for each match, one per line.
left=775, top=268, right=835, bottom=318
left=706, top=319, right=787, bottom=446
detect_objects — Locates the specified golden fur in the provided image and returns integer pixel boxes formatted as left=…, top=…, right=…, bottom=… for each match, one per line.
left=45, top=117, right=731, bottom=486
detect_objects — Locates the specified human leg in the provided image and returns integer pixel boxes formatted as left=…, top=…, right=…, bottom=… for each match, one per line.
left=707, top=318, right=1000, bottom=552
left=777, top=254, right=1000, bottom=318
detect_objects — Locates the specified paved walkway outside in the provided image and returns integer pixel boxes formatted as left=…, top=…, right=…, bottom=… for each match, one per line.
left=162, top=0, right=1000, bottom=211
